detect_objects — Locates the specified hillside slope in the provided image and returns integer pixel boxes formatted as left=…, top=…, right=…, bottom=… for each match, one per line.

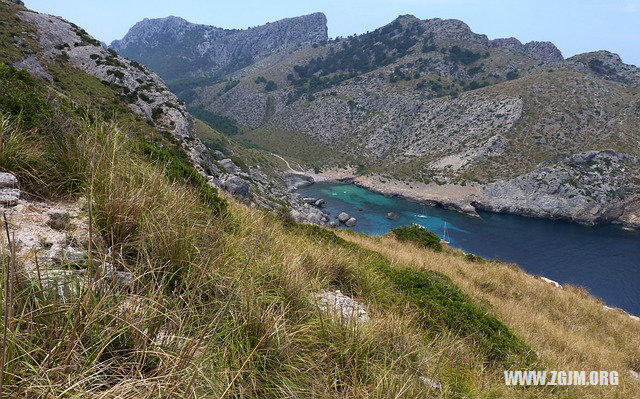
left=1, top=1, right=639, bottom=397
left=115, top=13, right=640, bottom=229
left=9, top=1, right=331, bottom=224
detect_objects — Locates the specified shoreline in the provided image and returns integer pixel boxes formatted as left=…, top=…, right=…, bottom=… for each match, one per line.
left=294, top=173, right=640, bottom=319
left=296, top=169, right=640, bottom=231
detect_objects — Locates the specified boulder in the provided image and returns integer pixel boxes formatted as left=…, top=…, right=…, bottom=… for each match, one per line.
left=314, top=198, right=326, bottom=208
left=345, top=217, right=357, bottom=227
left=327, top=221, right=339, bottom=228
left=302, top=197, right=318, bottom=204
left=313, top=289, right=369, bottom=326
left=219, top=158, right=240, bottom=174
left=46, top=209, right=70, bottom=230
left=0, top=173, right=19, bottom=188
left=0, top=173, right=20, bottom=207
left=338, top=212, right=350, bottom=223
left=0, top=192, right=19, bottom=207
left=222, top=177, right=250, bottom=198
left=385, top=212, right=399, bottom=220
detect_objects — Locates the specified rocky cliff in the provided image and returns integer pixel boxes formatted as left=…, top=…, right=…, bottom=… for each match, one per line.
left=110, top=13, right=328, bottom=82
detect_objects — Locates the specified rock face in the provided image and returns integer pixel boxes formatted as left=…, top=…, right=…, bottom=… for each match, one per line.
left=222, top=177, right=250, bottom=198
left=478, top=151, right=640, bottom=226
left=110, top=13, right=328, bottom=81
left=490, top=37, right=563, bottom=62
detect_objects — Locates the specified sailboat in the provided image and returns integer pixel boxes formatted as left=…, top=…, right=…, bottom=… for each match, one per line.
left=416, top=204, right=428, bottom=219
left=441, top=222, right=451, bottom=244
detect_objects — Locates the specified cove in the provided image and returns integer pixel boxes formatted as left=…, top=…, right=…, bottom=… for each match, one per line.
left=297, top=182, right=640, bottom=316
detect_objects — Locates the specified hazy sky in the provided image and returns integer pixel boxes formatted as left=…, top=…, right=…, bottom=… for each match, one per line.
left=26, top=0, right=640, bottom=66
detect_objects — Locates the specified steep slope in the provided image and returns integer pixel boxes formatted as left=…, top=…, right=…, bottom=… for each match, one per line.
left=110, top=13, right=328, bottom=84
left=146, top=14, right=639, bottom=228
left=7, top=1, right=327, bottom=223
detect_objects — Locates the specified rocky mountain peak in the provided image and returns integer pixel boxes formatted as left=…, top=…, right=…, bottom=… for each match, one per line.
left=110, top=12, right=328, bottom=81
left=422, top=17, right=489, bottom=47
left=523, top=41, right=563, bottom=62
left=489, top=37, right=524, bottom=51
left=566, top=50, right=640, bottom=83
left=490, top=37, right=563, bottom=62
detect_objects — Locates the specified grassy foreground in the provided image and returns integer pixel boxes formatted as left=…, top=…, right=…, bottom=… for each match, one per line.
left=0, top=65, right=638, bottom=398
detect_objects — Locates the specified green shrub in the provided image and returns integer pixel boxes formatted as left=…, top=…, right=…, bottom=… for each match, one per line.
left=0, top=63, right=50, bottom=127
left=106, top=69, right=125, bottom=79
left=151, top=106, right=163, bottom=120
left=391, top=224, right=442, bottom=252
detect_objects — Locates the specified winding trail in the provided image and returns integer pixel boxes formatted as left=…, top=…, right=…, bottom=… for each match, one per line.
left=271, top=153, right=305, bottom=174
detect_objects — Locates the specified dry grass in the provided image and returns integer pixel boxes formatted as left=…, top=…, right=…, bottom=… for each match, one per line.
left=339, top=232, right=640, bottom=398
left=1, top=117, right=638, bottom=397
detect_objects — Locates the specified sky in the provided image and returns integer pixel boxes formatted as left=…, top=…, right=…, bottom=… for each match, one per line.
left=26, top=0, right=640, bottom=66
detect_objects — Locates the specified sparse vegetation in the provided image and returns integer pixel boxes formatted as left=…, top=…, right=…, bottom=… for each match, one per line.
left=189, top=107, right=239, bottom=136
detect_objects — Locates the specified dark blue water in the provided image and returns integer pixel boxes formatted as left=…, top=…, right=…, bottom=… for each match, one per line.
left=298, top=182, right=640, bottom=316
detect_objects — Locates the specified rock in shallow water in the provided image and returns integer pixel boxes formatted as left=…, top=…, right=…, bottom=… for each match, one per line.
left=338, top=212, right=350, bottom=223
left=345, top=217, right=357, bottom=227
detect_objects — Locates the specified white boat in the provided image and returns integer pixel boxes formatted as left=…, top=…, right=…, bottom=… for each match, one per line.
left=416, top=204, right=428, bottom=219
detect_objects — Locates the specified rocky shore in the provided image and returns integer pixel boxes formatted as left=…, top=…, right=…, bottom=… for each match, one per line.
left=297, top=156, right=640, bottom=230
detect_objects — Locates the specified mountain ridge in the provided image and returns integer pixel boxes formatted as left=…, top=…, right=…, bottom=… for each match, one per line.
left=110, top=12, right=328, bottom=82
left=112, top=12, right=640, bottom=229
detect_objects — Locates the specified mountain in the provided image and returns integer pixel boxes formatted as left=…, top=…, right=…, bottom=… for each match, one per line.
left=115, top=13, right=640, bottom=229
left=2, top=1, right=640, bottom=396
left=10, top=1, right=333, bottom=223
left=110, top=13, right=328, bottom=83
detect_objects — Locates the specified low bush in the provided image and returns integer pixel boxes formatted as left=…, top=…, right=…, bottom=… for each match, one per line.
left=391, top=224, right=442, bottom=252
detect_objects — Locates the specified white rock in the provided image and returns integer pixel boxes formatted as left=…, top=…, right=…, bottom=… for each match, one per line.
left=540, top=277, right=561, bottom=288
left=313, top=289, right=369, bottom=326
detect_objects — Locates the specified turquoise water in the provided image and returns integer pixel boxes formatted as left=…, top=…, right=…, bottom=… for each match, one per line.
left=298, top=182, right=640, bottom=316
